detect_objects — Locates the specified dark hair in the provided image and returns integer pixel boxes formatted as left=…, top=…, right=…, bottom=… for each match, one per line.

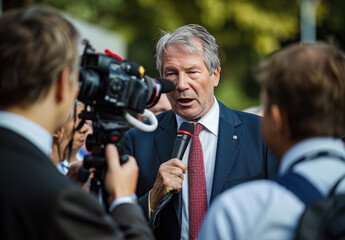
left=0, top=5, right=79, bottom=108
left=256, top=42, right=345, bottom=140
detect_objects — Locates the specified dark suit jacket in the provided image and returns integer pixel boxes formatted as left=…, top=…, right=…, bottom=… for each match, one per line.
left=124, top=101, right=279, bottom=240
left=0, top=127, right=154, bottom=240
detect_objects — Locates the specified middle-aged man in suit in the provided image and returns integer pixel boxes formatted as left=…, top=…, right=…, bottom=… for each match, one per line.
left=199, top=42, right=345, bottom=240
left=124, top=24, right=279, bottom=240
left=0, top=6, right=154, bottom=240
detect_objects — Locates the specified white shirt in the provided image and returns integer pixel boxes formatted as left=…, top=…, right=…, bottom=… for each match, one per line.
left=56, top=159, right=71, bottom=175
left=176, top=98, right=219, bottom=240
left=199, top=137, right=345, bottom=240
left=0, top=111, right=52, bottom=156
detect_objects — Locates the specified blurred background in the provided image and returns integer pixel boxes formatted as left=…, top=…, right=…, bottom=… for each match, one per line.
left=2, top=0, right=344, bottom=111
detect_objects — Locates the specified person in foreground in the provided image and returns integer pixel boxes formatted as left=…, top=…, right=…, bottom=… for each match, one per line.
left=199, top=42, right=345, bottom=240
left=124, top=24, right=279, bottom=240
left=0, top=6, right=153, bottom=240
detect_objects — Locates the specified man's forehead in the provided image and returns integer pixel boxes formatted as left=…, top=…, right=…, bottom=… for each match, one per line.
left=165, top=38, right=203, bottom=54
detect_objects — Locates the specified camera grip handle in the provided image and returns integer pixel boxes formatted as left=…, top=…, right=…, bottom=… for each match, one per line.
left=77, top=165, right=90, bottom=183
left=125, top=109, right=158, bottom=132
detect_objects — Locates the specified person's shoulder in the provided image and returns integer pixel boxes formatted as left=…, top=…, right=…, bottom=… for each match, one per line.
left=209, top=180, right=281, bottom=223
left=233, top=108, right=261, bottom=121
left=204, top=178, right=302, bottom=240
left=218, top=101, right=261, bottom=124
left=216, top=179, right=275, bottom=203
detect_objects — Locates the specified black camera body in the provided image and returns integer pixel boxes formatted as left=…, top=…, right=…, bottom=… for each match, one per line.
left=76, top=41, right=174, bottom=201
left=79, top=42, right=164, bottom=117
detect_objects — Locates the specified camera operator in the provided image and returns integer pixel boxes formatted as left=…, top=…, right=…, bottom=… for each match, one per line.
left=0, top=5, right=154, bottom=240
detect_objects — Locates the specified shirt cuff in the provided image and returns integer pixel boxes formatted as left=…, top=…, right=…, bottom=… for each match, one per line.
left=109, top=193, right=137, bottom=212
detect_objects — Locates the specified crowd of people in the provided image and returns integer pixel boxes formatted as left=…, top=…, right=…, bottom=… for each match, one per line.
left=1, top=5, right=344, bottom=240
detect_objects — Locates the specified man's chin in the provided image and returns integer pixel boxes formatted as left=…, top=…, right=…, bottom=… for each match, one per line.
left=175, top=110, right=200, bottom=122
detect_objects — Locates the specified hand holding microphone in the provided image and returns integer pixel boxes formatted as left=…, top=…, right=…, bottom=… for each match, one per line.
left=149, top=122, right=194, bottom=229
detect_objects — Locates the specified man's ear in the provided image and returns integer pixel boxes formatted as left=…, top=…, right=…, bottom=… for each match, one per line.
left=271, top=104, right=287, bottom=135
left=56, top=67, right=71, bottom=102
left=212, top=67, right=220, bottom=87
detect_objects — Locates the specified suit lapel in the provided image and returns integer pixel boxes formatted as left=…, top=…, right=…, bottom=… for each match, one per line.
left=154, top=111, right=177, bottom=164
left=210, top=102, right=243, bottom=203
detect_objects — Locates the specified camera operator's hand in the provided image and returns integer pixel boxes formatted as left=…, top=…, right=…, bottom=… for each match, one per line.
left=66, top=161, right=83, bottom=181
left=105, top=144, right=139, bottom=205
left=66, top=161, right=93, bottom=191
left=149, top=158, right=186, bottom=210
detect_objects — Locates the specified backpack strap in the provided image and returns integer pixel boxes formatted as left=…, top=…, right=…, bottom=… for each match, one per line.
left=273, top=172, right=323, bottom=205
left=274, top=151, right=345, bottom=204
left=328, top=172, right=345, bottom=196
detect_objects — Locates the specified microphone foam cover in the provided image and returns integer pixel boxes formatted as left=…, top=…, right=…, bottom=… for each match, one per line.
left=157, top=78, right=175, bottom=93
left=179, top=122, right=194, bottom=135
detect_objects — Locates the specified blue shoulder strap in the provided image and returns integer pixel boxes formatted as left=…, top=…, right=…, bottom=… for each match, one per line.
left=273, top=172, right=323, bottom=205
left=274, top=151, right=345, bottom=204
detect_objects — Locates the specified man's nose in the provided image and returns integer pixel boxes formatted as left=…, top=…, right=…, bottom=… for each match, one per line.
left=176, top=73, right=189, bottom=91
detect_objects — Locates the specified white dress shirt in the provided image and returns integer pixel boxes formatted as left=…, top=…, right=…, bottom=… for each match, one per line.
left=199, top=137, right=345, bottom=240
left=176, top=98, right=220, bottom=240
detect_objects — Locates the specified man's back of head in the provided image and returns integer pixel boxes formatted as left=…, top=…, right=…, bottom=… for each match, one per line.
left=0, top=5, right=79, bottom=110
left=257, top=42, right=345, bottom=145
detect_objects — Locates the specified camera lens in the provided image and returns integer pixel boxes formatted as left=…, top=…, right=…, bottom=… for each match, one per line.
left=78, top=68, right=100, bottom=101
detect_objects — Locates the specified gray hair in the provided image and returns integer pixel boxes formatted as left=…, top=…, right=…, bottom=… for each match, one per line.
left=155, top=24, right=221, bottom=77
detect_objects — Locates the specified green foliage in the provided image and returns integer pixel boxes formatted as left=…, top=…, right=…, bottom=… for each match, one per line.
left=6, top=0, right=344, bottom=110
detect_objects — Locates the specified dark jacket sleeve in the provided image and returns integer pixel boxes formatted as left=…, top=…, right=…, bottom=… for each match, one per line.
left=52, top=186, right=155, bottom=240
left=124, top=130, right=151, bottom=219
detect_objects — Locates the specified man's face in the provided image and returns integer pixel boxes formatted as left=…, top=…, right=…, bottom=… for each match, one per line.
left=261, top=92, right=272, bottom=147
left=260, top=91, right=281, bottom=158
left=65, top=69, right=79, bottom=124
left=162, top=40, right=219, bottom=122
left=55, top=67, right=79, bottom=134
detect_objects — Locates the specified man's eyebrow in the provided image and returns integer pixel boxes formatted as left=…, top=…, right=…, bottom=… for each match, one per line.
left=164, top=65, right=202, bottom=72
left=184, top=65, right=202, bottom=70
left=163, top=66, right=177, bottom=71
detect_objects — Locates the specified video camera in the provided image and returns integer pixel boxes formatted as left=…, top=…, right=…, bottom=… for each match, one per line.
left=78, top=40, right=174, bottom=122
left=76, top=40, right=174, bottom=202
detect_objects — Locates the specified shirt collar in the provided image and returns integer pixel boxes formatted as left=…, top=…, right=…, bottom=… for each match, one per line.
left=175, top=97, right=219, bottom=136
left=279, top=137, right=345, bottom=175
left=0, top=111, right=53, bottom=156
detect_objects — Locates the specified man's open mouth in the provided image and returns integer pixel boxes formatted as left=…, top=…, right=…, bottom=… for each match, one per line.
left=178, top=98, right=193, bottom=103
